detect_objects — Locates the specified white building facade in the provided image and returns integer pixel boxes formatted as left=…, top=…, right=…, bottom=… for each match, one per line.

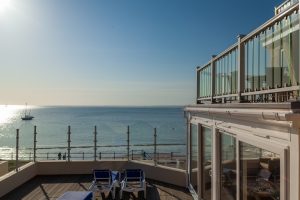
left=185, top=1, right=300, bottom=199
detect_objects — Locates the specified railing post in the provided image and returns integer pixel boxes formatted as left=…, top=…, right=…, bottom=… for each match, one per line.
left=67, top=126, right=71, bottom=162
left=29, top=152, right=32, bottom=161
left=33, top=126, right=37, bottom=162
left=127, top=126, right=130, bottom=161
left=131, top=150, right=134, bottom=160
left=16, top=129, right=19, bottom=172
left=94, top=126, right=97, bottom=161
left=99, top=152, right=101, bottom=160
left=154, top=128, right=157, bottom=166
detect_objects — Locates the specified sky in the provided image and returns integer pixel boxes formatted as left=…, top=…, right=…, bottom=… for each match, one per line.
left=0, top=0, right=283, bottom=106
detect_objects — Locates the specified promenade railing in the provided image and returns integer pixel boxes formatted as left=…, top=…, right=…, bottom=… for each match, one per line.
left=0, top=125, right=186, bottom=172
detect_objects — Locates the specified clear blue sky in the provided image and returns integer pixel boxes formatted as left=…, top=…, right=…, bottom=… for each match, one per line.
left=0, top=0, right=283, bottom=106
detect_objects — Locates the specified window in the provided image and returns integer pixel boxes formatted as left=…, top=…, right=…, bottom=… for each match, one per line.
left=202, top=127, right=212, bottom=199
left=220, top=133, right=237, bottom=200
left=191, top=124, right=198, bottom=192
left=240, top=142, right=280, bottom=200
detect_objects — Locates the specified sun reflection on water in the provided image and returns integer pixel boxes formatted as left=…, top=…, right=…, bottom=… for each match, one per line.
left=0, top=105, right=24, bottom=125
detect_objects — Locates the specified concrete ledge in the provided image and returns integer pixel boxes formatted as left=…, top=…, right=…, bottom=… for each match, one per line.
left=0, top=161, right=8, bottom=177
left=36, top=160, right=128, bottom=175
left=127, top=160, right=187, bottom=187
left=0, top=160, right=187, bottom=198
left=0, top=162, right=37, bottom=197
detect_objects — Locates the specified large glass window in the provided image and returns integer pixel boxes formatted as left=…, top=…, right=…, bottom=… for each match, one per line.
left=202, top=127, right=212, bottom=199
left=191, top=124, right=198, bottom=192
left=220, top=133, right=237, bottom=200
left=240, top=142, right=280, bottom=200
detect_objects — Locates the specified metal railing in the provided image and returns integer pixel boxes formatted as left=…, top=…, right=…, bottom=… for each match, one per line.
left=1, top=125, right=186, bottom=171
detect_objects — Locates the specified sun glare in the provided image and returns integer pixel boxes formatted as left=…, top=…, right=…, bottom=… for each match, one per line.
left=0, top=0, right=12, bottom=14
left=0, top=105, right=22, bottom=124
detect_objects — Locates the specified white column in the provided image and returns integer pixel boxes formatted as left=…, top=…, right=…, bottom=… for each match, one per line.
left=289, top=127, right=300, bottom=200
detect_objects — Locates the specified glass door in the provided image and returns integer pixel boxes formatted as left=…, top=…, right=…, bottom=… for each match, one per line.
left=220, top=133, right=237, bottom=200
left=190, top=124, right=198, bottom=194
left=240, top=142, right=280, bottom=200
left=202, top=126, right=212, bottom=199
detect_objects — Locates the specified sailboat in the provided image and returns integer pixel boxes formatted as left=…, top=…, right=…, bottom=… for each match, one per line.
left=21, top=103, right=34, bottom=120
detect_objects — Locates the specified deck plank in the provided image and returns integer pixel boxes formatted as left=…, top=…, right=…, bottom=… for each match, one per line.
left=1, top=175, right=192, bottom=200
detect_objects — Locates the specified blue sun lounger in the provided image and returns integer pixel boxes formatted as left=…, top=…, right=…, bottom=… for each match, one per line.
left=88, top=169, right=118, bottom=199
left=57, top=191, right=92, bottom=200
left=120, top=169, right=146, bottom=199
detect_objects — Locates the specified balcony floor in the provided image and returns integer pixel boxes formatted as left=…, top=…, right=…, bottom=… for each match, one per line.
left=0, top=174, right=192, bottom=200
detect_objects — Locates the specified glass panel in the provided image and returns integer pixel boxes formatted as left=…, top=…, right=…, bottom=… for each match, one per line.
left=200, top=71, right=202, bottom=97
left=215, top=61, right=219, bottom=95
left=197, top=71, right=200, bottom=98
left=266, top=27, right=273, bottom=89
left=191, top=124, right=198, bottom=193
left=221, top=58, right=224, bottom=95
left=202, top=127, right=212, bottom=199
left=205, top=68, right=207, bottom=97
left=253, top=36, right=260, bottom=91
left=203, top=70, right=205, bottom=97
left=221, top=133, right=236, bottom=200
left=249, top=39, right=254, bottom=91
left=209, top=65, right=212, bottom=96
left=225, top=55, right=228, bottom=94
left=214, top=61, right=219, bottom=95
left=218, top=60, right=222, bottom=95
left=219, top=59, right=222, bottom=95
left=245, top=42, right=248, bottom=91
left=232, top=50, right=237, bottom=93
left=273, top=22, right=282, bottom=88
left=281, top=16, right=291, bottom=86
left=228, top=54, right=232, bottom=94
left=259, top=31, right=267, bottom=89
left=240, top=142, right=280, bottom=200
left=204, top=69, right=206, bottom=96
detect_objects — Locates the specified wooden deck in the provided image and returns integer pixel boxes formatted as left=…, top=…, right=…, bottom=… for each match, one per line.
left=0, top=175, right=192, bottom=200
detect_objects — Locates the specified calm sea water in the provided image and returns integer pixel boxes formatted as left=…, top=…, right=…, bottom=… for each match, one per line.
left=0, top=106, right=186, bottom=159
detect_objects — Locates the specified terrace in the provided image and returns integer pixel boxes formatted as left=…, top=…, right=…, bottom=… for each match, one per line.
left=0, top=161, right=191, bottom=200
left=0, top=125, right=190, bottom=200
left=1, top=175, right=192, bottom=200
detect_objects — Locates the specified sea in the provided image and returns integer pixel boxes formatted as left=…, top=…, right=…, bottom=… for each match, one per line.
left=0, top=105, right=186, bottom=160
